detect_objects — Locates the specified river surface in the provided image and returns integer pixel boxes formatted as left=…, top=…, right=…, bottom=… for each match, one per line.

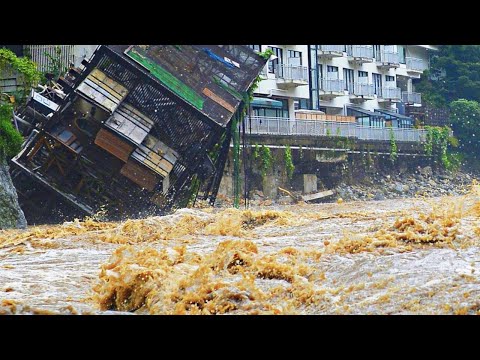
left=1, top=185, right=480, bottom=314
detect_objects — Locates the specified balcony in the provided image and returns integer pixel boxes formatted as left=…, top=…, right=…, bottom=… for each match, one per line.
left=274, top=64, right=309, bottom=89
left=347, top=45, right=374, bottom=64
left=402, top=91, right=422, bottom=105
left=378, top=87, right=402, bottom=102
left=319, top=78, right=345, bottom=99
left=376, top=51, right=400, bottom=69
left=349, top=83, right=375, bottom=103
left=406, top=57, right=428, bottom=75
left=247, top=116, right=427, bottom=143
left=317, top=45, right=345, bottom=59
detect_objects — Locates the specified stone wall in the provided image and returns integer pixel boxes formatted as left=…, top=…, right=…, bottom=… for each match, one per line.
left=0, top=162, right=27, bottom=229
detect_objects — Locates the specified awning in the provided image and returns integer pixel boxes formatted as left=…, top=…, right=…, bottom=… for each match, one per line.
left=346, top=106, right=381, bottom=117
left=374, top=109, right=413, bottom=121
left=251, top=97, right=283, bottom=109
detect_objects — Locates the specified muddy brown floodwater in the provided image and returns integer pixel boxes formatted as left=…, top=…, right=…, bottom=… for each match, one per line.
left=1, top=183, right=480, bottom=315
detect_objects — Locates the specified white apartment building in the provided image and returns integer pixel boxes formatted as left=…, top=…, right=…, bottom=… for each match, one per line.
left=249, top=45, right=437, bottom=129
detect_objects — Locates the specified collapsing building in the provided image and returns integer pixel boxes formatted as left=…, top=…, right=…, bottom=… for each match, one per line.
left=11, top=45, right=267, bottom=219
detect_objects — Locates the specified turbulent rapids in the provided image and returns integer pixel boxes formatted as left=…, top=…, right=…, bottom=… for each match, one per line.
left=1, top=182, right=480, bottom=315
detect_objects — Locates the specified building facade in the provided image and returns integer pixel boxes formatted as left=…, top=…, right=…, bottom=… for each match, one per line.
left=248, top=45, right=437, bottom=129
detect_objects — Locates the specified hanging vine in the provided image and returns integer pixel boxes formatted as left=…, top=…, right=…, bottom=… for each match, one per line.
left=260, top=145, right=273, bottom=178
left=423, top=126, right=459, bottom=170
left=389, top=128, right=398, bottom=163
left=284, top=145, right=295, bottom=179
left=0, top=48, right=41, bottom=102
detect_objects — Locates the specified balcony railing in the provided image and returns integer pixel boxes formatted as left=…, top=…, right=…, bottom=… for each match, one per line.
left=275, top=64, right=309, bottom=82
left=378, top=51, right=399, bottom=64
left=247, top=116, right=427, bottom=143
left=347, top=45, right=374, bottom=58
left=317, top=45, right=345, bottom=53
left=24, top=45, right=76, bottom=72
left=406, top=57, right=428, bottom=72
left=319, top=78, right=344, bottom=92
left=402, top=92, right=422, bottom=104
left=353, top=83, right=374, bottom=97
left=380, top=87, right=402, bottom=100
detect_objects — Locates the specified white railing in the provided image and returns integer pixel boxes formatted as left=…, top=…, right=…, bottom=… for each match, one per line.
left=381, top=87, right=402, bottom=100
left=319, top=78, right=344, bottom=92
left=24, top=45, right=76, bottom=73
left=406, top=57, right=428, bottom=72
left=379, top=51, right=399, bottom=64
left=318, top=45, right=345, bottom=53
left=402, top=92, right=422, bottom=104
left=275, top=64, right=309, bottom=82
left=347, top=45, right=374, bottom=58
left=247, top=116, right=427, bottom=143
left=353, top=83, right=374, bottom=97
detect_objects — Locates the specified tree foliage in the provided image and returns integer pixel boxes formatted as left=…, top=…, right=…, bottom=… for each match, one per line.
left=416, top=45, right=480, bottom=106
left=415, top=46, right=480, bottom=164
left=0, top=104, right=23, bottom=161
left=450, top=99, right=480, bottom=156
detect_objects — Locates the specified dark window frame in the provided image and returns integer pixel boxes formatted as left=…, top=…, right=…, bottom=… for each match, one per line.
left=268, top=46, right=283, bottom=74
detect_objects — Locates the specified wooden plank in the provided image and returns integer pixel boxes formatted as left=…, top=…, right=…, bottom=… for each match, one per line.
left=76, top=68, right=128, bottom=113
left=202, top=87, right=235, bottom=113
left=89, top=68, right=128, bottom=100
left=120, top=159, right=159, bottom=192
left=94, top=128, right=134, bottom=162
left=105, top=103, right=154, bottom=145
left=143, top=135, right=179, bottom=165
left=301, top=190, right=335, bottom=202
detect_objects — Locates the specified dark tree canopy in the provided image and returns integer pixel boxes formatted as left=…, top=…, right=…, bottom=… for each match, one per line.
left=416, top=45, right=480, bottom=163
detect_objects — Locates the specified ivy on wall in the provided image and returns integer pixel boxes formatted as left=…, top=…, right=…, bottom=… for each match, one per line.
left=284, top=145, right=294, bottom=179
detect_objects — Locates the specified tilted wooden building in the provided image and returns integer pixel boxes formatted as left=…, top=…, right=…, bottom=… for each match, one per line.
left=11, top=45, right=266, bottom=219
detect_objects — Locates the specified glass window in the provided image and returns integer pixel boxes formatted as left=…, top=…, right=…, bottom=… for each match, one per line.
left=327, top=65, right=338, bottom=73
left=268, top=47, right=283, bottom=74
left=373, top=73, right=382, bottom=95
left=358, top=71, right=368, bottom=78
left=288, top=50, right=302, bottom=66
left=398, top=45, right=406, bottom=64
left=247, top=45, right=261, bottom=52
left=386, top=75, right=395, bottom=82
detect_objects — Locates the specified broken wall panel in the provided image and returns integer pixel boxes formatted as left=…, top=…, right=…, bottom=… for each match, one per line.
left=131, top=138, right=177, bottom=178
left=105, top=103, right=154, bottom=145
left=94, top=128, right=134, bottom=162
left=120, top=159, right=160, bottom=192
left=76, top=68, right=128, bottom=113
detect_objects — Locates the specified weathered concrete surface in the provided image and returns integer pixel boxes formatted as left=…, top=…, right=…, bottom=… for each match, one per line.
left=302, top=174, right=318, bottom=194
left=0, top=162, right=27, bottom=229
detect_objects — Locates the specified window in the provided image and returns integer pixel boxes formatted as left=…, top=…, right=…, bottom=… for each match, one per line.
left=268, top=47, right=283, bottom=74
left=288, top=50, right=302, bottom=66
left=373, top=45, right=382, bottom=61
left=327, top=65, right=338, bottom=79
left=385, top=75, right=395, bottom=82
left=252, top=97, right=289, bottom=118
left=344, top=68, right=354, bottom=93
left=398, top=45, right=406, bottom=64
left=247, top=45, right=261, bottom=52
left=358, top=71, right=368, bottom=78
left=373, top=73, right=382, bottom=96
left=295, top=98, right=310, bottom=110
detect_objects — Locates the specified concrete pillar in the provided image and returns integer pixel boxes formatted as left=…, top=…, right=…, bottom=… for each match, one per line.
left=303, top=174, right=317, bottom=194
left=288, top=98, right=296, bottom=120
left=218, top=174, right=233, bottom=198
left=407, top=78, right=413, bottom=92
left=262, top=175, right=278, bottom=199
